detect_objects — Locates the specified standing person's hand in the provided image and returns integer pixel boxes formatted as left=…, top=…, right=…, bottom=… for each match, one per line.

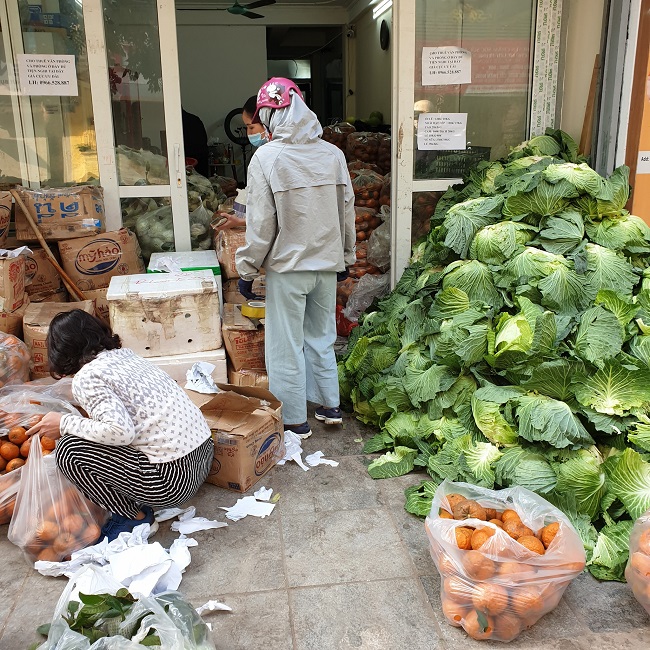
left=211, top=212, right=245, bottom=231
left=238, top=279, right=262, bottom=300
left=26, top=412, right=63, bottom=440
left=336, top=268, right=350, bottom=282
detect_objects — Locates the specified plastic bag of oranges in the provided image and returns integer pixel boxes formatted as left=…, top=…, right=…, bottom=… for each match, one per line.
left=426, top=480, right=586, bottom=642
left=625, top=509, right=650, bottom=614
left=8, top=436, right=107, bottom=564
left=0, top=466, right=21, bottom=524
left=0, top=332, right=30, bottom=389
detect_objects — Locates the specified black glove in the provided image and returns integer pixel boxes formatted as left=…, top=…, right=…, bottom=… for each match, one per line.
left=238, top=278, right=261, bottom=301
left=336, top=268, right=350, bottom=282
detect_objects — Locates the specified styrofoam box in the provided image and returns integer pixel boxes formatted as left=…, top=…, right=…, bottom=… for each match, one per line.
left=107, top=271, right=222, bottom=358
left=148, top=347, right=227, bottom=385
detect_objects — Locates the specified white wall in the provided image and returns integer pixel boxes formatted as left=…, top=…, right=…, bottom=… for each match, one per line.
left=559, top=0, right=606, bottom=142
left=352, top=8, right=392, bottom=122
left=176, top=24, right=268, bottom=147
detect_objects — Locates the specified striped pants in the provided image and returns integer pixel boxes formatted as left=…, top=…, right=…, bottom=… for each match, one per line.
left=55, top=434, right=214, bottom=519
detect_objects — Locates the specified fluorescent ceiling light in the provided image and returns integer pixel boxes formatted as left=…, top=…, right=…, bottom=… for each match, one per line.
left=372, top=0, right=392, bottom=19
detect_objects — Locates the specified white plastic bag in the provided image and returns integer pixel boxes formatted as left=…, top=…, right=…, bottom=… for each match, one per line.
left=343, top=273, right=390, bottom=322
left=625, top=508, right=650, bottom=615
left=427, top=480, right=586, bottom=642
left=367, top=205, right=391, bottom=270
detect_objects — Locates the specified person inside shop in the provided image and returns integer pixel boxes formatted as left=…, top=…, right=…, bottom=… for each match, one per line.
left=25, top=309, right=214, bottom=543
left=182, top=107, right=210, bottom=177
left=213, top=95, right=267, bottom=231
left=235, top=77, right=356, bottom=439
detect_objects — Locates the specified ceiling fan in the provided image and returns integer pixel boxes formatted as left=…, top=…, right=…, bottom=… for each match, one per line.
left=217, top=0, right=276, bottom=19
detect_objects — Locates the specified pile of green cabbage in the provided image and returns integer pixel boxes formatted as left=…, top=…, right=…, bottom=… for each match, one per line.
left=339, top=130, right=650, bottom=580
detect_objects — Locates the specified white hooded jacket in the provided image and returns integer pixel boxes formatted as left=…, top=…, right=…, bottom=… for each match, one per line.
left=235, top=93, right=356, bottom=280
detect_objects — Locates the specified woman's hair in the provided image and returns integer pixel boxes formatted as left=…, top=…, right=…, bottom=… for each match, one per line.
left=243, top=95, right=257, bottom=118
left=47, top=310, right=121, bottom=377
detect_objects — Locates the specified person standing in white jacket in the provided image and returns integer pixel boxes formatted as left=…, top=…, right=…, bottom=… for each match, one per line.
left=235, top=78, right=356, bottom=439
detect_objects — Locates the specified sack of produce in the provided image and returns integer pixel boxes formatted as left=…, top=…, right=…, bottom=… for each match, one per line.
left=0, top=332, right=30, bottom=389
left=427, top=480, right=585, bottom=642
left=347, top=132, right=381, bottom=166
left=625, top=509, right=650, bottom=614
left=367, top=206, right=391, bottom=271
left=134, top=205, right=175, bottom=262
left=343, top=273, right=390, bottom=322
left=351, top=170, right=384, bottom=209
left=378, top=133, right=391, bottom=174
left=0, top=466, right=21, bottom=524
left=8, top=437, right=107, bottom=563
left=379, top=173, right=391, bottom=207
left=323, top=122, right=356, bottom=155
left=348, top=160, right=382, bottom=175
left=211, top=174, right=238, bottom=198
left=336, top=277, right=357, bottom=309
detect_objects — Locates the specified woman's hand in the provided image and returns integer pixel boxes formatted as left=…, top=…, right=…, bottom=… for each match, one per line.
left=212, top=212, right=245, bottom=231
left=26, top=412, right=63, bottom=440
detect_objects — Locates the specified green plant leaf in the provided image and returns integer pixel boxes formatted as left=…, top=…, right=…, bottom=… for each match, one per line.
left=367, top=447, right=418, bottom=479
left=605, top=447, right=650, bottom=519
left=573, top=306, right=623, bottom=364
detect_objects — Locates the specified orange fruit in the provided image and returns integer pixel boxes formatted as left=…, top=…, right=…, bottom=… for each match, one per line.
left=498, top=560, right=533, bottom=578
left=463, top=609, right=494, bottom=640
left=438, top=509, right=453, bottom=519
left=0, top=442, right=19, bottom=461
left=493, top=613, right=522, bottom=642
left=630, top=551, right=650, bottom=578
left=540, top=522, right=560, bottom=549
left=501, top=509, right=520, bottom=524
left=503, top=519, right=524, bottom=539
left=489, top=518, right=504, bottom=528
left=455, top=526, right=473, bottom=550
left=0, top=457, right=6, bottom=472
left=471, top=527, right=495, bottom=550
left=493, top=510, right=503, bottom=521
left=452, top=499, right=487, bottom=521
left=445, top=493, right=467, bottom=511
left=441, top=597, right=469, bottom=627
left=517, top=535, right=546, bottom=555
left=443, top=575, right=472, bottom=604
left=27, top=414, right=43, bottom=428
left=37, top=548, right=60, bottom=562
left=484, top=508, right=497, bottom=521
left=41, top=437, right=56, bottom=451
left=638, top=529, right=650, bottom=556
left=78, top=523, right=101, bottom=547
left=53, top=532, right=77, bottom=555
left=471, top=582, right=509, bottom=615
left=7, top=426, right=27, bottom=445
left=463, top=550, right=496, bottom=580
left=541, top=582, right=565, bottom=610
left=438, top=553, right=458, bottom=577
left=5, top=458, right=24, bottom=472
left=35, top=520, right=59, bottom=542
left=19, top=439, right=31, bottom=458
left=62, top=513, right=84, bottom=535
left=510, top=586, right=545, bottom=618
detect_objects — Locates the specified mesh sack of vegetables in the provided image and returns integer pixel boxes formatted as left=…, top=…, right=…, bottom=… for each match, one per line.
left=0, top=466, right=21, bottom=524
left=351, top=170, right=383, bottom=209
left=210, top=174, right=237, bottom=197
left=378, top=133, right=391, bottom=175
left=368, top=206, right=391, bottom=271
left=189, top=201, right=214, bottom=251
left=380, top=173, right=391, bottom=207
left=625, top=509, right=650, bottom=614
left=0, top=332, right=30, bottom=389
left=347, top=132, right=381, bottom=166
left=348, top=160, right=382, bottom=175
left=427, top=480, right=585, bottom=642
left=323, top=122, right=356, bottom=155
left=134, top=205, right=174, bottom=262
left=343, top=273, right=390, bottom=322
left=8, top=436, right=107, bottom=563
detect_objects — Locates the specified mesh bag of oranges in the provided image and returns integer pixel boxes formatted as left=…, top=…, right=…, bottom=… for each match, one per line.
left=426, top=480, right=586, bottom=642
left=8, top=436, right=107, bottom=564
left=0, top=332, right=30, bottom=388
left=0, top=465, right=21, bottom=524
left=625, top=509, right=650, bottom=614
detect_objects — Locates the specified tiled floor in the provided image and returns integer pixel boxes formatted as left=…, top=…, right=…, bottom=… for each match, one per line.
left=0, top=416, right=649, bottom=649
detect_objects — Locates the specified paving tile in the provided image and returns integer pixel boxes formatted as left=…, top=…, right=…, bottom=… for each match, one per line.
left=390, top=505, right=438, bottom=576
left=377, top=470, right=430, bottom=508
left=563, top=571, right=650, bottom=633
left=571, top=629, right=649, bottom=650
left=179, top=512, right=285, bottom=598
left=0, top=532, right=32, bottom=632
left=209, top=590, right=293, bottom=650
left=282, top=508, right=413, bottom=587
left=303, top=414, right=377, bottom=458
left=291, top=578, right=444, bottom=650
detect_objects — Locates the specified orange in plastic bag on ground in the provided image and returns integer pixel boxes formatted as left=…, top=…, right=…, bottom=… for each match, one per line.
left=427, top=480, right=586, bottom=642
left=0, top=466, right=21, bottom=523
left=8, top=436, right=107, bottom=564
left=625, top=509, right=650, bottom=614
left=0, top=332, right=30, bottom=389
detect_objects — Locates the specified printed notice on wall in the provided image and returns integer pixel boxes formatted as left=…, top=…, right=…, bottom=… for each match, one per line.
left=422, top=47, right=472, bottom=86
left=17, top=54, right=78, bottom=96
left=638, top=151, right=650, bottom=175
left=417, top=113, right=467, bottom=151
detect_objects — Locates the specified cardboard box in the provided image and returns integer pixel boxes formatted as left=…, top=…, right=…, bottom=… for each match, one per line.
left=222, top=276, right=266, bottom=304
left=85, top=288, right=108, bottom=321
left=23, top=300, right=94, bottom=378
left=215, top=228, right=246, bottom=280
left=24, top=246, right=66, bottom=300
left=15, top=185, right=105, bottom=241
left=221, top=303, right=265, bottom=371
left=228, top=367, right=269, bottom=390
left=149, top=347, right=227, bottom=385
left=107, top=271, right=222, bottom=358
left=0, top=192, right=12, bottom=248
left=59, top=229, right=145, bottom=291
left=30, top=289, right=69, bottom=303
left=0, top=297, right=29, bottom=337
left=0, top=254, right=26, bottom=313
left=196, top=384, right=283, bottom=492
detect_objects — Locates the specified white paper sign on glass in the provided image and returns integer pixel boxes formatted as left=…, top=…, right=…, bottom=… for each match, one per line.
left=417, top=113, right=468, bottom=151
left=422, top=47, right=472, bottom=86
left=638, top=151, right=650, bottom=175
left=17, top=54, right=78, bottom=96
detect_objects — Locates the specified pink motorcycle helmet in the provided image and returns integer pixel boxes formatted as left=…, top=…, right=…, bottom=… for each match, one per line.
left=252, top=77, right=303, bottom=124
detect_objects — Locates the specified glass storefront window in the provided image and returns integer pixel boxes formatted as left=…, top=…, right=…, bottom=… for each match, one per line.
left=0, top=27, right=22, bottom=185
left=413, top=0, right=535, bottom=179
left=121, top=196, right=173, bottom=262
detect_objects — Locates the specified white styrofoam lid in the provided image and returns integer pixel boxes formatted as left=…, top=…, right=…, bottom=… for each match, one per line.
left=107, top=270, right=217, bottom=300
left=147, top=347, right=226, bottom=363
left=148, top=250, right=218, bottom=270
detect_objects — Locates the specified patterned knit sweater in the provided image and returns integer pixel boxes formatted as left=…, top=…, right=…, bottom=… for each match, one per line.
left=60, top=348, right=212, bottom=463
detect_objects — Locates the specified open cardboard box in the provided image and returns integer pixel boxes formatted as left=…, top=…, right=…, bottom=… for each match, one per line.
left=190, top=384, right=283, bottom=493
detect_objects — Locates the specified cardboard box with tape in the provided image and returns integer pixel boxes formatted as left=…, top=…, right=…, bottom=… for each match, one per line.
left=24, top=246, right=66, bottom=301
left=192, top=384, right=283, bottom=492
left=228, top=367, right=269, bottom=390
left=59, top=228, right=145, bottom=291
left=215, top=228, right=245, bottom=280
left=0, top=297, right=29, bottom=337
left=0, top=253, right=26, bottom=313
left=221, top=303, right=265, bottom=371
left=15, top=186, right=105, bottom=241
left=222, top=276, right=266, bottom=304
